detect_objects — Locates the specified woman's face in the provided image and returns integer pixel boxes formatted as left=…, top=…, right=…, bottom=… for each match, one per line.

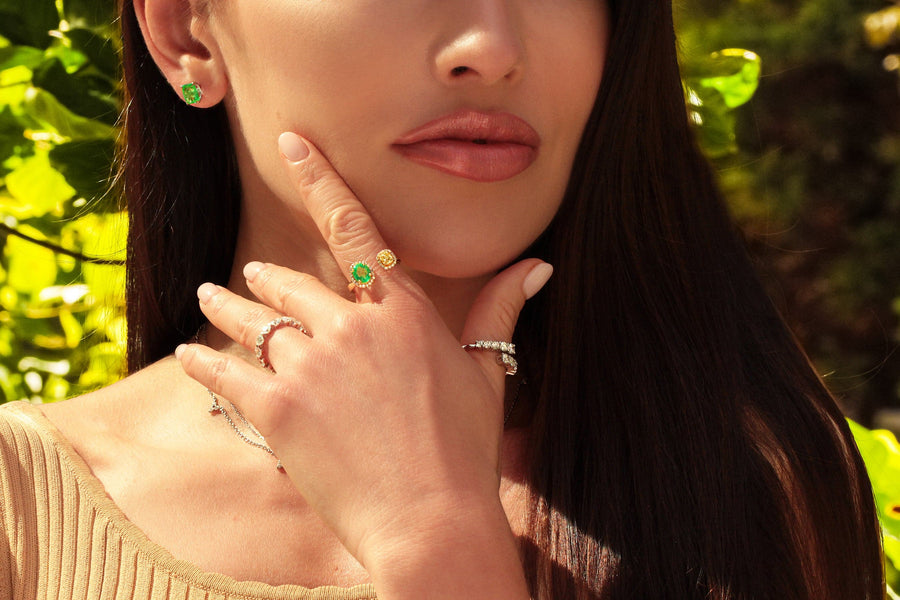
left=209, top=1, right=609, bottom=278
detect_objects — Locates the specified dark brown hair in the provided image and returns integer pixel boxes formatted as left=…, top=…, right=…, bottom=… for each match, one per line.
left=119, top=0, right=884, bottom=597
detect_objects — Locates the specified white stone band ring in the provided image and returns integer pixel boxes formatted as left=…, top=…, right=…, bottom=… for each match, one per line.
left=256, top=316, right=309, bottom=372
left=461, top=340, right=518, bottom=376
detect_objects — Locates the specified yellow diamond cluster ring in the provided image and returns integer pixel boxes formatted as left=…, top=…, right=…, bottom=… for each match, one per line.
left=461, top=340, right=518, bottom=376
left=256, top=316, right=309, bottom=372
left=347, top=249, right=399, bottom=292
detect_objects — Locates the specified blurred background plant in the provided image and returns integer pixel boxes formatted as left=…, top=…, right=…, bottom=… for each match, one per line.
left=0, top=0, right=897, bottom=589
left=678, top=0, right=900, bottom=431
left=0, top=0, right=124, bottom=403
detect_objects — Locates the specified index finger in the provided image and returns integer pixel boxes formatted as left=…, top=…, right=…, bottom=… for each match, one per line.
left=278, top=132, right=403, bottom=297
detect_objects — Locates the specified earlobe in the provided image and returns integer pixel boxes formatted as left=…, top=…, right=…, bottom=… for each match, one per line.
left=133, top=0, right=227, bottom=108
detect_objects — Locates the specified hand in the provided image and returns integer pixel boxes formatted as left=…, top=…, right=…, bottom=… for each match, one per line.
left=176, top=132, right=551, bottom=598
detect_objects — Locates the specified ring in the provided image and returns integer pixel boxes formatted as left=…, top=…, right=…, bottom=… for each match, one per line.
left=347, top=261, right=375, bottom=291
left=461, top=340, right=518, bottom=376
left=347, top=250, right=399, bottom=292
left=376, top=249, right=398, bottom=270
left=255, top=316, right=309, bottom=372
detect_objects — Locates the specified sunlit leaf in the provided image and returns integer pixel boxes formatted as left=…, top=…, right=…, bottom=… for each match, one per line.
left=79, top=340, right=124, bottom=388
left=848, top=420, right=900, bottom=570
left=42, top=373, right=69, bottom=400
left=58, top=308, right=83, bottom=349
left=697, top=49, right=761, bottom=109
left=682, top=49, right=761, bottom=157
left=4, top=151, right=75, bottom=218
left=22, top=86, right=115, bottom=141
left=32, top=58, right=118, bottom=124
left=62, top=0, right=116, bottom=31
left=4, top=227, right=57, bottom=296
left=0, top=45, right=43, bottom=71
left=49, top=138, right=115, bottom=202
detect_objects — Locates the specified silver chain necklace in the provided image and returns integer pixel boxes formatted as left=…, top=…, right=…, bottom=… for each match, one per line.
left=207, top=389, right=284, bottom=470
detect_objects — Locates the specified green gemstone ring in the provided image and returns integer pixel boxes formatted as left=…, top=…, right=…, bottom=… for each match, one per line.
left=348, top=261, right=375, bottom=291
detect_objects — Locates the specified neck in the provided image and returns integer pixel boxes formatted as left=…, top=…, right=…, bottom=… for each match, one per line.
left=223, top=209, right=494, bottom=341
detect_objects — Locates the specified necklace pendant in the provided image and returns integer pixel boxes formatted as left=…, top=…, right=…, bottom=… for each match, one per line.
left=276, top=459, right=284, bottom=471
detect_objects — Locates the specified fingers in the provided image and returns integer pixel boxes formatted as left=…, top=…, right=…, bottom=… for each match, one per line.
left=197, top=281, right=311, bottom=370
left=461, top=260, right=553, bottom=390
left=176, top=343, right=276, bottom=421
left=243, top=261, right=347, bottom=327
left=278, top=132, right=403, bottom=297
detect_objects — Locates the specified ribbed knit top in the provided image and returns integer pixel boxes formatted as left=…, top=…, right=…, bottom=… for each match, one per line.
left=0, top=401, right=378, bottom=600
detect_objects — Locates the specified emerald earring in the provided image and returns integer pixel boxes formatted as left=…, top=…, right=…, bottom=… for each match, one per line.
left=181, top=82, right=202, bottom=105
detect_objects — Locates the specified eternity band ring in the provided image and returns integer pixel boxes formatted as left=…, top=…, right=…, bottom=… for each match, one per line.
left=255, top=316, right=309, bottom=372
left=461, top=340, right=518, bottom=376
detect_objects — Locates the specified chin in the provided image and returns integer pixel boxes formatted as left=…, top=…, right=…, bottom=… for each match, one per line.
left=385, top=234, right=530, bottom=280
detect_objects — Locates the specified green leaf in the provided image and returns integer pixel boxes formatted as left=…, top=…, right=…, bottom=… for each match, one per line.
left=4, top=226, right=57, bottom=296
left=0, top=45, right=43, bottom=72
left=22, top=86, right=115, bottom=141
left=67, top=211, right=126, bottom=300
left=64, top=28, right=118, bottom=80
left=848, top=420, right=900, bottom=569
left=49, top=139, right=115, bottom=202
left=32, top=58, right=118, bottom=124
left=698, top=49, right=761, bottom=109
left=58, top=307, right=82, bottom=349
left=62, top=0, right=116, bottom=31
left=682, top=49, right=761, bottom=157
left=0, top=0, right=58, bottom=49
left=3, top=152, right=75, bottom=218
left=0, top=106, right=26, bottom=169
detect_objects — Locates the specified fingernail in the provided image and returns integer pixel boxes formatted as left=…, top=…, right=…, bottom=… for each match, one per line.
left=244, top=261, right=265, bottom=283
left=278, top=132, right=310, bottom=162
left=174, top=344, right=186, bottom=360
left=197, top=282, right=220, bottom=304
left=522, top=263, right=553, bottom=299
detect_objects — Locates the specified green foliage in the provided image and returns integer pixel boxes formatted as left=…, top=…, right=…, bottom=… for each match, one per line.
left=0, top=0, right=123, bottom=403
left=683, top=48, right=762, bottom=157
left=679, top=0, right=900, bottom=426
left=849, top=420, right=900, bottom=591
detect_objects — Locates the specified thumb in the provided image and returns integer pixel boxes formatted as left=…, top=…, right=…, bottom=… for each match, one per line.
left=461, top=259, right=553, bottom=382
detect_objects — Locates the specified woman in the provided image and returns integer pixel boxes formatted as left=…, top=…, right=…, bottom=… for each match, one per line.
left=0, top=0, right=884, bottom=598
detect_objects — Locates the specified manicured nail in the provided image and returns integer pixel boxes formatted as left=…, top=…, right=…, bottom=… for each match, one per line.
left=197, top=282, right=220, bottom=304
left=522, top=263, right=553, bottom=299
left=174, top=344, right=186, bottom=360
left=278, top=132, right=310, bottom=162
left=244, top=261, right=265, bottom=283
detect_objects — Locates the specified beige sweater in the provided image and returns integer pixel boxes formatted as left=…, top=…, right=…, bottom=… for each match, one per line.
left=0, top=402, right=377, bottom=600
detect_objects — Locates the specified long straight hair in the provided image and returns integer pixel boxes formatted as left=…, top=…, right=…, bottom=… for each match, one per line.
left=119, top=0, right=884, bottom=597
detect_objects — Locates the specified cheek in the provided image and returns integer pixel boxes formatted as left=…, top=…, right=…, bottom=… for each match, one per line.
left=217, top=4, right=405, bottom=191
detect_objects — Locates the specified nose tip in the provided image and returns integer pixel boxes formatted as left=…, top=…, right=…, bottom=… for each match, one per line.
left=435, top=29, right=525, bottom=87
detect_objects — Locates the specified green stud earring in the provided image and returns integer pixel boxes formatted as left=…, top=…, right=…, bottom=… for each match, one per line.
left=181, top=82, right=202, bottom=105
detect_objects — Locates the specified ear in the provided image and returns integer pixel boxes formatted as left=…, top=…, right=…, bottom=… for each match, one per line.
left=133, top=0, right=227, bottom=107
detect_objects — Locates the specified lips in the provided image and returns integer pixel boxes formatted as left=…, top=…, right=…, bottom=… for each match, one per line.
left=391, top=110, right=541, bottom=182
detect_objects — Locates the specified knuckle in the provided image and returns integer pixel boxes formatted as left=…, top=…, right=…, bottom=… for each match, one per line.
left=276, top=274, right=314, bottom=308
left=236, top=306, right=271, bottom=341
left=207, top=355, right=230, bottom=388
left=205, top=289, right=230, bottom=316
left=330, top=310, right=374, bottom=344
left=323, top=204, right=370, bottom=251
left=493, top=298, right=520, bottom=333
left=255, top=266, right=275, bottom=289
left=297, top=159, right=326, bottom=190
